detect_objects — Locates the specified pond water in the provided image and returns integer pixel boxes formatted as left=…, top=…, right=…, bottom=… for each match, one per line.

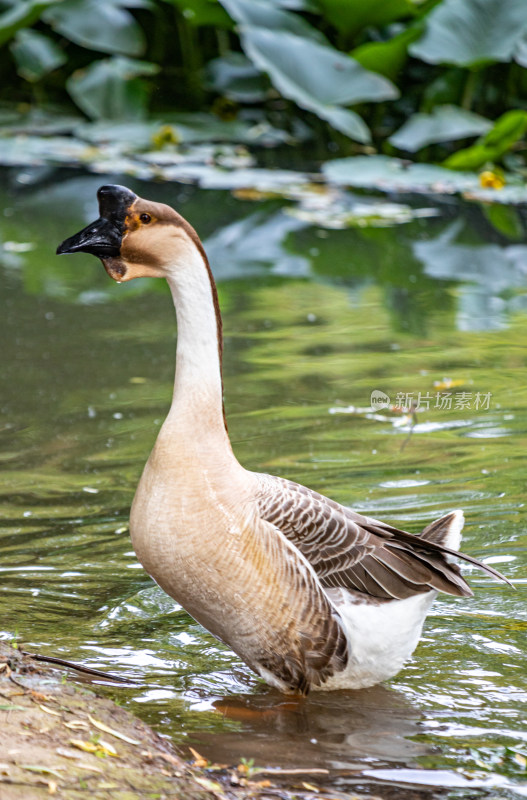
left=1, top=169, right=526, bottom=799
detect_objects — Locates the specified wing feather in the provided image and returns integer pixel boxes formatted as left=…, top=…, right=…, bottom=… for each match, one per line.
left=256, top=474, right=507, bottom=601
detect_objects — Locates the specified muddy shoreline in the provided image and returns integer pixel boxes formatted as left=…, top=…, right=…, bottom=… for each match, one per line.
left=1, top=642, right=391, bottom=800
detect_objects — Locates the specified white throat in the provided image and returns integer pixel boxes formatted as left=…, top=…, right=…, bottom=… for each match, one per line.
left=166, top=243, right=226, bottom=437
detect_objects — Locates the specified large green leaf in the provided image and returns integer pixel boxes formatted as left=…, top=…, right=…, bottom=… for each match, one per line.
left=352, top=24, right=422, bottom=80
left=10, top=28, right=66, bottom=82
left=43, top=0, right=147, bottom=57
left=315, top=106, right=371, bottom=142
left=0, top=0, right=60, bottom=48
left=389, top=105, right=492, bottom=152
left=515, top=31, right=527, bottom=67
left=205, top=52, right=269, bottom=102
left=239, top=27, right=398, bottom=141
left=161, top=0, right=232, bottom=27
left=219, top=0, right=325, bottom=42
left=242, top=29, right=397, bottom=106
left=483, top=110, right=527, bottom=150
left=273, top=0, right=319, bottom=9
left=67, top=57, right=159, bottom=120
left=315, top=0, right=415, bottom=39
left=443, top=110, right=527, bottom=169
left=410, top=0, right=527, bottom=67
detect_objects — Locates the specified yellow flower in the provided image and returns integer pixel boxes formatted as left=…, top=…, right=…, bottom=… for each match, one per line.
left=479, top=170, right=505, bottom=189
left=151, top=124, right=181, bottom=149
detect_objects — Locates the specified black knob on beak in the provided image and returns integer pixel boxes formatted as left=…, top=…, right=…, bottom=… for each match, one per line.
left=56, top=184, right=137, bottom=257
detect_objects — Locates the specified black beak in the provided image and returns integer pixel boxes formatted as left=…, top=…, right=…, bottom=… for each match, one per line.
left=56, top=184, right=137, bottom=258
left=56, top=217, right=122, bottom=257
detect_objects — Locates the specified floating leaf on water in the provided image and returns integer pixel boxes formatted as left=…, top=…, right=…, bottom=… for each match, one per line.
left=74, top=113, right=288, bottom=150
left=322, top=154, right=527, bottom=202
left=323, top=155, right=481, bottom=194
left=463, top=185, right=527, bottom=204
left=287, top=199, right=439, bottom=229
left=0, top=135, right=96, bottom=167
left=0, top=106, right=83, bottom=136
left=75, top=120, right=158, bottom=149
left=161, top=165, right=314, bottom=193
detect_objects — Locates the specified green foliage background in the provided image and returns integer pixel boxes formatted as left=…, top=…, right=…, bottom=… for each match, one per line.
left=1, top=0, right=527, bottom=171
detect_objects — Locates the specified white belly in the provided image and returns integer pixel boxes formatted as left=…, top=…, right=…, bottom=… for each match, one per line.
left=319, top=588, right=437, bottom=690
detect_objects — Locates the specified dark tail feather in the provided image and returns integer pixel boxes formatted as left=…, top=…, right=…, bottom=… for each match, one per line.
left=363, top=515, right=513, bottom=589
left=436, top=545, right=514, bottom=587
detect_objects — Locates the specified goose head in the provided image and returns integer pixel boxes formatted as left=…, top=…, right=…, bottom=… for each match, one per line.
left=57, top=184, right=202, bottom=282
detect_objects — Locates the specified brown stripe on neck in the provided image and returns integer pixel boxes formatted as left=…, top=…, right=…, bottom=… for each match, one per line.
left=177, top=216, right=228, bottom=433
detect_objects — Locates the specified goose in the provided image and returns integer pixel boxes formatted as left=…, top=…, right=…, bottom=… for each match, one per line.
left=57, top=184, right=509, bottom=695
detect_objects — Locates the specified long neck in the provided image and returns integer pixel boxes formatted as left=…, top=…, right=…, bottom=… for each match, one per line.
left=166, top=244, right=228, bottom=440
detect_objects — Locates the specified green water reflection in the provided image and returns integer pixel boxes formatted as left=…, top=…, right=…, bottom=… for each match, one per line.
left=0, top=170, right=526, bottom=799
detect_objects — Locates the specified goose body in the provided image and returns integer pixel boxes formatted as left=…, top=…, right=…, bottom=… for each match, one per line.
left=58, top=185, right=508, bottom=694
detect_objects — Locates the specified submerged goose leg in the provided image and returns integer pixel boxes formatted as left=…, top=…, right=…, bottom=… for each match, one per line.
left=57, top=185, right=511, bottom=695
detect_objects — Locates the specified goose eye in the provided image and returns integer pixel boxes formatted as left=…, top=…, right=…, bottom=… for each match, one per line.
left=139, top=213, right=151, bottom=224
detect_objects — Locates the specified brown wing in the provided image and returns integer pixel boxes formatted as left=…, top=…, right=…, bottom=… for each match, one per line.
left=256, top=474, right=505, bottom=601
left=239, top=515, right=348, bottom=694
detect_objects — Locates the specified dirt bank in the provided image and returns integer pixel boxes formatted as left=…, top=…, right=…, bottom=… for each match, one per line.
left=0, top=641, right=238, bottom=799
left=0, top=642, right=387, bottom=800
